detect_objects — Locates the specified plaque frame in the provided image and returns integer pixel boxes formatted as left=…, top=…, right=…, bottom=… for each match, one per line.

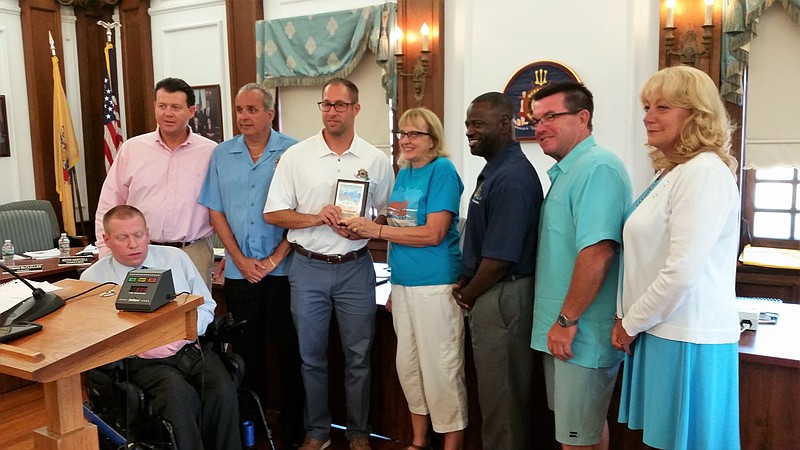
left=334, top=179, right=369, bottom=221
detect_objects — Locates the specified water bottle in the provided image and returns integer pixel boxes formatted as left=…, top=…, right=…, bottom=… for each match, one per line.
left=2, top=239, right=14, bottom=266
left=58, top=233, right=70, bottom=258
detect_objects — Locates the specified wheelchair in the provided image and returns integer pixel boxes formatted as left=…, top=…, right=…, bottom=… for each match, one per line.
left=83, top=313, right=276, bottom=450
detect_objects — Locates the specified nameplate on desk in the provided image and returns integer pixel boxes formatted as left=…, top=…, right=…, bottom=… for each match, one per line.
left=13, top=264, right=43, bottom=272
left=59, top=256, right=93, bottom=265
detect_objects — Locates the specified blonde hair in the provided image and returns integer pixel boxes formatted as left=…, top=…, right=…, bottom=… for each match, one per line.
left=640, top=65, right=737, bottom=175
left=396, top=107, right=449, bottom=167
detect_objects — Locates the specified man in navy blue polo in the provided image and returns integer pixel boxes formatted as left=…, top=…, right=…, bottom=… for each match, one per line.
left=453, top=91, right=544, bottom=450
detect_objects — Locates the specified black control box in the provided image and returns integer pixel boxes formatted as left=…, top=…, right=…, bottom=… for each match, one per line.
left=116, top=269, right=175, bottom=312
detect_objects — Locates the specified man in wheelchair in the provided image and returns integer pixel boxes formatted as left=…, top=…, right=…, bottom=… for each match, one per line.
left=81, top=205, right=242, bottom=449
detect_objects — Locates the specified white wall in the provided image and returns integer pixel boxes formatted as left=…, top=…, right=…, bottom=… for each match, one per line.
left=0, top=0, right=35, bottom=204
left=278, top=51, right=392, bottom=155
left=446, top=0, right=659, bottom=214
left=149, top=0, right=233, bottom=142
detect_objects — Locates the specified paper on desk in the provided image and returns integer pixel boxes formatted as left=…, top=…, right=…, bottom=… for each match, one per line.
left=739, top=245, right=800, bottom=270
left=0, top=279, right=62, bottom=314
left=77, top=244, right=99, bottom=256
left=22, top=248, right=60, bottom=259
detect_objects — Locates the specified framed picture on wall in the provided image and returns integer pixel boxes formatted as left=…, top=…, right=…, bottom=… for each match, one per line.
left=0, top=95, right=9, bottom=157
left=190, top=85, right=223, bottom=143
left=502, top=60, right=581, bottom=141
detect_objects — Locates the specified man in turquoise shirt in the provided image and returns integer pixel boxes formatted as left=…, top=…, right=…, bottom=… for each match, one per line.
left=530, top=82, right=632, bottom=450
left=198, top=83, right=304, bottom=447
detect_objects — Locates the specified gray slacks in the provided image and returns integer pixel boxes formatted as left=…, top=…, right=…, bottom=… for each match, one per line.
left=468, top=276, right=535, bottom=450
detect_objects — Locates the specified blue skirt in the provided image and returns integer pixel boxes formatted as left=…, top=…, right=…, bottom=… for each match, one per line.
left=618, top=333, right=740, bottom=450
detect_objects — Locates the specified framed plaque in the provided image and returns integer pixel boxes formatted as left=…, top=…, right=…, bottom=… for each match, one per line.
left=334, top=179, right=369, bottom=221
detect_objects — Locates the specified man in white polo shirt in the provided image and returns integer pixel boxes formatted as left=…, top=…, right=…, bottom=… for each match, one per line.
left=264, top=78, right=393, bottom=450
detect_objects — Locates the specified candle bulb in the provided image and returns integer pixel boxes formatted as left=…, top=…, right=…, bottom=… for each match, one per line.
left=704, top=0, right=714, bottom=26
left=394, top=26, right=403, bottom=55
left=665, top=0, right=675, bottom=27
left=420, top=22, right=430, bottom=52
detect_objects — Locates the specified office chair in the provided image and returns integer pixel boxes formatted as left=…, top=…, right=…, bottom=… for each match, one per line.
left=84, top=314, right=276, bottom=450
left=0, top=209, right=54, bottom=254
left=0, top=200, right=88, bottom=247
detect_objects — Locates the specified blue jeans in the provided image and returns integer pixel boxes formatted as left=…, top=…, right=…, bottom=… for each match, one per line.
left=288, top=250, right=376, bottom=441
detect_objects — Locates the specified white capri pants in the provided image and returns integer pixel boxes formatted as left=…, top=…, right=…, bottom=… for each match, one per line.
left=392, top=284, right=468, bottom=432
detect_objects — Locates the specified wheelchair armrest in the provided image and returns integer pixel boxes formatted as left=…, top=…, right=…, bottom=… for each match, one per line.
left=202, top=313, right=247, bottom=353
left=221, top=352, right=246, bottom=387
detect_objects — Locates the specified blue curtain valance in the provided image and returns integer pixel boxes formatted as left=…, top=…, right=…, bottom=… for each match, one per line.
left=256, top=3, right=396, bottom=104
left=721, top=0, right=800, bottom=104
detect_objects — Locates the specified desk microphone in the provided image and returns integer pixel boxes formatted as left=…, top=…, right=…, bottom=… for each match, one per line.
left=0, top=263, right=65, bottom=326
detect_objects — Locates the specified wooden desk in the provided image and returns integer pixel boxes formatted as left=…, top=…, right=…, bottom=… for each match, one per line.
left=0, top=279, right=202, bottom=450
left=0, top=250, right=97, bottom=284
left=737, top=302, right=799, bottom=449
left=736, top=263, right=800, bottom=304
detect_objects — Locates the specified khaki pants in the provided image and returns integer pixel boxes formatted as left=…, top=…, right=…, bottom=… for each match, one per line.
left=181, top=237, right=213, bottom=289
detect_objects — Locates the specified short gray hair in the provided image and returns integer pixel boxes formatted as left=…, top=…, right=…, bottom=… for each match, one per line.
left=237, top=83, right=275, bottom=111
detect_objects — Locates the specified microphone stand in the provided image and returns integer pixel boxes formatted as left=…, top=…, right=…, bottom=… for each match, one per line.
left=0, top=263, right=65, bottom=325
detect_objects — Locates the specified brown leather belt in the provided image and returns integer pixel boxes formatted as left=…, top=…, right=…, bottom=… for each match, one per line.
left=151, top=238, right=204, bottom=249
left=292, top=244, right=368, bottom=264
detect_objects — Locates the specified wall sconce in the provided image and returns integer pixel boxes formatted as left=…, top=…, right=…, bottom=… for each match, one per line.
left=394, top=23, right=431, bottom=106
left=664, top=0, right=715, bottom=67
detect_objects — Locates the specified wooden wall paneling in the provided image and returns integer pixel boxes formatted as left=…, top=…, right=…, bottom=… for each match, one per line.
left=225, top=0, right=263, bottom=135
left=396, top=0, right=444, bottom=118
left=19, top=0, right=64, bottom=227
left=74, top=6, right=115, bottom=241
left=658, top=0, right=722, bottom=85
left=394, top=0, right=444, bottom=167
left=118, top=0, right=155, bottom=138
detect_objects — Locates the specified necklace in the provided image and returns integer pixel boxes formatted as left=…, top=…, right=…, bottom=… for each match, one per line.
left=251, top=152, right=263, bottom=159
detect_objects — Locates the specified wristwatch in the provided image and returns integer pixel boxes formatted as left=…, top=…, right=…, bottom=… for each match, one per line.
left=557, top=313, right=579, bottom=327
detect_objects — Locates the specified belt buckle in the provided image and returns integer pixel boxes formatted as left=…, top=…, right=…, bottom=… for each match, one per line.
left=329, top=254, right=342, bottom=264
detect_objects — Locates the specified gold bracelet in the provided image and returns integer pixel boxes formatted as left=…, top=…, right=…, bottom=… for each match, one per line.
left=269, top=256, right=277, bottom=268
left=378, top=225, right=383, bottom=239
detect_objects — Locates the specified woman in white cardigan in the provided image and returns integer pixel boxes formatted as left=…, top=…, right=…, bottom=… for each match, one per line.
left=612, top=65, right=741, bottom=450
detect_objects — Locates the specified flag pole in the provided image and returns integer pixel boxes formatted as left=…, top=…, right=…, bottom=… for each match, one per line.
left=98, top=20, right=124, bottom=173
left=97, top=20, right=121, bottom=43
left=50, top=30, right=80, bottom=236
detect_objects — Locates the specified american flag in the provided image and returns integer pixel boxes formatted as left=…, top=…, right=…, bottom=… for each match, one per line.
left=103, top=42, right=123, bottom=172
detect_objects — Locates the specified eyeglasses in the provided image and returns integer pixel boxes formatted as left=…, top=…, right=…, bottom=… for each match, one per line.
left=530, top=110, right=582, bottom=128
left=394, top=130, right=431, bottom=140
left=317, top=101, right=355, bottom=112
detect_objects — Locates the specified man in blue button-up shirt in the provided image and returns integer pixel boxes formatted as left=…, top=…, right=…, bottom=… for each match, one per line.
left=199, top=83, right=304, bottom=447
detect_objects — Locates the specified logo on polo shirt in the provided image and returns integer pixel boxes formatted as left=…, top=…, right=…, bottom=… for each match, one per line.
left=354, top=168, right=369, bottom=180
left=471, top=181, right=484, bottom=204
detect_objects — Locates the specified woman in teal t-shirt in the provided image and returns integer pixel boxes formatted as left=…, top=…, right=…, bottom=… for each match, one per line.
left=345, top=107, right=466, bottom=450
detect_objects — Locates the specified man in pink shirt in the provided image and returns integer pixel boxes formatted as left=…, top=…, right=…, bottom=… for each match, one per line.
left=95, top=77, right=216, bottom=287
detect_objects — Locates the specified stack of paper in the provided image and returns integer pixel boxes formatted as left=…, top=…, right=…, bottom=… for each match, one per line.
left=0, top=279, right=62, bottom=314
left=739, top=245, right=800, bottom=270
left=77, top=244, right=99, bottom=256
left=22, top=248, right=60, bottom=259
